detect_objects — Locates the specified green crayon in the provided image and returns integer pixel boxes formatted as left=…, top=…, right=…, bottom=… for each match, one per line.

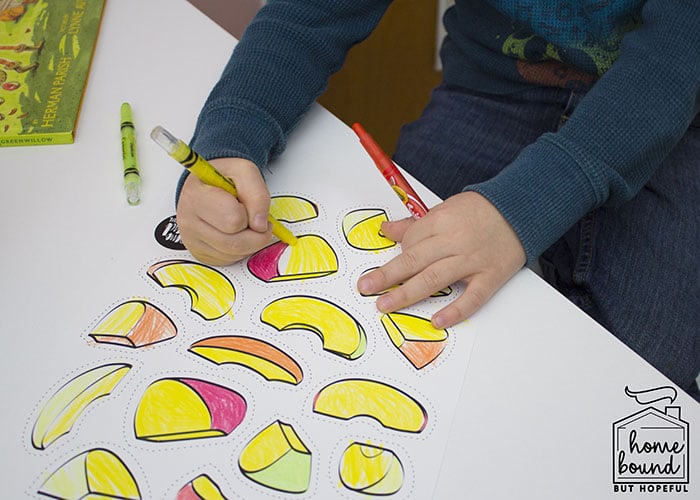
left=120, top=102, right=141, bottom=205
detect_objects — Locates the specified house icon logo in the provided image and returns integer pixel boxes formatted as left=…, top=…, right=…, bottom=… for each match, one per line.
left=613, top=386, right=690, bottom=493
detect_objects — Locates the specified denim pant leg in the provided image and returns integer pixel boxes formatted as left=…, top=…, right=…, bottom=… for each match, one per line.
left=540, top=112, right=700, bottom=396
left=393, top=84, right=567, bottom=199
left=394, top=84, right=700, bottom=397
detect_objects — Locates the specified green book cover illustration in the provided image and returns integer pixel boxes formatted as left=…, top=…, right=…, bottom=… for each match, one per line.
left=0, top=0, right=106, bottom=147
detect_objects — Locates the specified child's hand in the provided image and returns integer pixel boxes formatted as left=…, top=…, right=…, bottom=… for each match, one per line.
left=357, top=191, right=526, bottom=328
left=176, top=157, right=273, bottom=266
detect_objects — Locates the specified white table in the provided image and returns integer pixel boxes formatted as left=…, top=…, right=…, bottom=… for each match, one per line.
left=2, top=1, right=697, bottom=498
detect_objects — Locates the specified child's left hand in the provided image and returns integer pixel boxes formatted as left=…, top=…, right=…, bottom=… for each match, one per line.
left=357, top=191, right=526, bottom=328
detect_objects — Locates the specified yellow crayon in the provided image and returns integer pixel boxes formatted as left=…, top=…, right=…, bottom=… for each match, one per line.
left=151, top=125, right=297, bottom=246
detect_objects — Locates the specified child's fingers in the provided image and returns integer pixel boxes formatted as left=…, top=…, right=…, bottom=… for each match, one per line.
left=430, top=275, right=496, bottom=328
left=357, top=235, right=444, bottom=296
left=211, top=158, right=271, bottom=233
left=178, top=175, right=246, bottom=235
left=176, top=157, right=274, bottom=266
left=375, top=255, right=466, bottom=314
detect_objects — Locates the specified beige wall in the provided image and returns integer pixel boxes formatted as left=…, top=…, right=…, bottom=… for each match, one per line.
left=187, top=0, right=442, bottom=153
left=318, top=0, right=442, bottom=153
left=187, top=0, right=263, bottom=39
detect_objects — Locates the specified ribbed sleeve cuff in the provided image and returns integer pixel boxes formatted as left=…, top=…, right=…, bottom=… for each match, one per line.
left=190, top=97, right=286, bottom=169
left=464, top=133, right=601, bottom=264
left=173, top=98, right=286, bottom=208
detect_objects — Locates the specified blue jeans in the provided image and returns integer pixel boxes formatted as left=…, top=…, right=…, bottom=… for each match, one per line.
left=393, top=83, right=700, bottom=399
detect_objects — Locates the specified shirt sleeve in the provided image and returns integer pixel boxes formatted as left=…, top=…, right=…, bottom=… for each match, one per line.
left=187, top=0, right=392, bottom=169
left=465, top=0, right=700, bottom=264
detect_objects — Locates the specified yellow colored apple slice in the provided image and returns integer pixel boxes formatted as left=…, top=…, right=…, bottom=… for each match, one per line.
left=358, top=268, right=452, bottom=297
left=189, top=336, right=303, bottom=385
left=269, top=195, right=318, bottom=222
left=176, top=474, right=226, bottom=500
left=342, top=209, right=396, bottom=251
left=134, top=378, right=246, bottom=442
left=339, top=442, right=404, bottom=495
left=90, top=300, right=177, bottom=348
left=313, top=378, right=427, bottom=433
left=32, top=363, right=131, bottom=450
left=38, top=448, right=140, bottom=499
left=381, top=312, right=449, bottom=369
left=247, top=234, right=338, bottom=282
left=261, top=295, right=366, bottom=359
left=239, top=420, right=311, bottom=493
left=147, top=259, right=235, bottom=320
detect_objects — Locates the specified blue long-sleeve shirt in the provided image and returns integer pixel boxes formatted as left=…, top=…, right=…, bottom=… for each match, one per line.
left=187, top=0, right=700, bottom=263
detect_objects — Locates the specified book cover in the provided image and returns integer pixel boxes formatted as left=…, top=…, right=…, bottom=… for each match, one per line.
left=0, top=0, right=106, bottom=147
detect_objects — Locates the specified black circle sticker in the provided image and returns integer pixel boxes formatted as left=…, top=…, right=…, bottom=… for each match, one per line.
left=154, top=215, right=186, bottom=250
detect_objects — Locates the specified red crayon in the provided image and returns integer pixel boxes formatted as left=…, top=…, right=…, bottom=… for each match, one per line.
left=352, top=122, right=429, bottom=219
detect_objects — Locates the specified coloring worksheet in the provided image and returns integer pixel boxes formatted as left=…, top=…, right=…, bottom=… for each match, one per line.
left=8, top=105, right=479, bottom=499
left=0, top=1, right=480, bottom=497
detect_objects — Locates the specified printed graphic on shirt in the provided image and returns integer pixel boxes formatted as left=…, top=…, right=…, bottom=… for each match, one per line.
left=502, top=29, right=598, bottom=91
left=494, top=0, right=642, bottom=89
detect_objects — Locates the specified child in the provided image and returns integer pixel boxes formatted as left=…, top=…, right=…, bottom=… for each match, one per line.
left=176, top=1, right=700, bottom=399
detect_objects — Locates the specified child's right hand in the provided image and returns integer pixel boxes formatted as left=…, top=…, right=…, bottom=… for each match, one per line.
left=176, top=157, right=273, bottom=266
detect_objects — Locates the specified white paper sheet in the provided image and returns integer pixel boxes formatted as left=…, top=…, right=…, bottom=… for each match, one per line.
left=4, top=105, right=477, bottom=499
left=0, top=0, right=478, bottom=490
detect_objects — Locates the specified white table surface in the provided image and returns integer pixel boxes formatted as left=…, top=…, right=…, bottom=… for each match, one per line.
left=1, top=1, right=697, bottom=498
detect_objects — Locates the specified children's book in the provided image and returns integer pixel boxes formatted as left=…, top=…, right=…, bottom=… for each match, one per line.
left=0, top=0, right=105, bottom=147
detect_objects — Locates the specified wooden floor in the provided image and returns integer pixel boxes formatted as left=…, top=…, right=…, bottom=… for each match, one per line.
left=187, top=0, right=442, bottom=154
